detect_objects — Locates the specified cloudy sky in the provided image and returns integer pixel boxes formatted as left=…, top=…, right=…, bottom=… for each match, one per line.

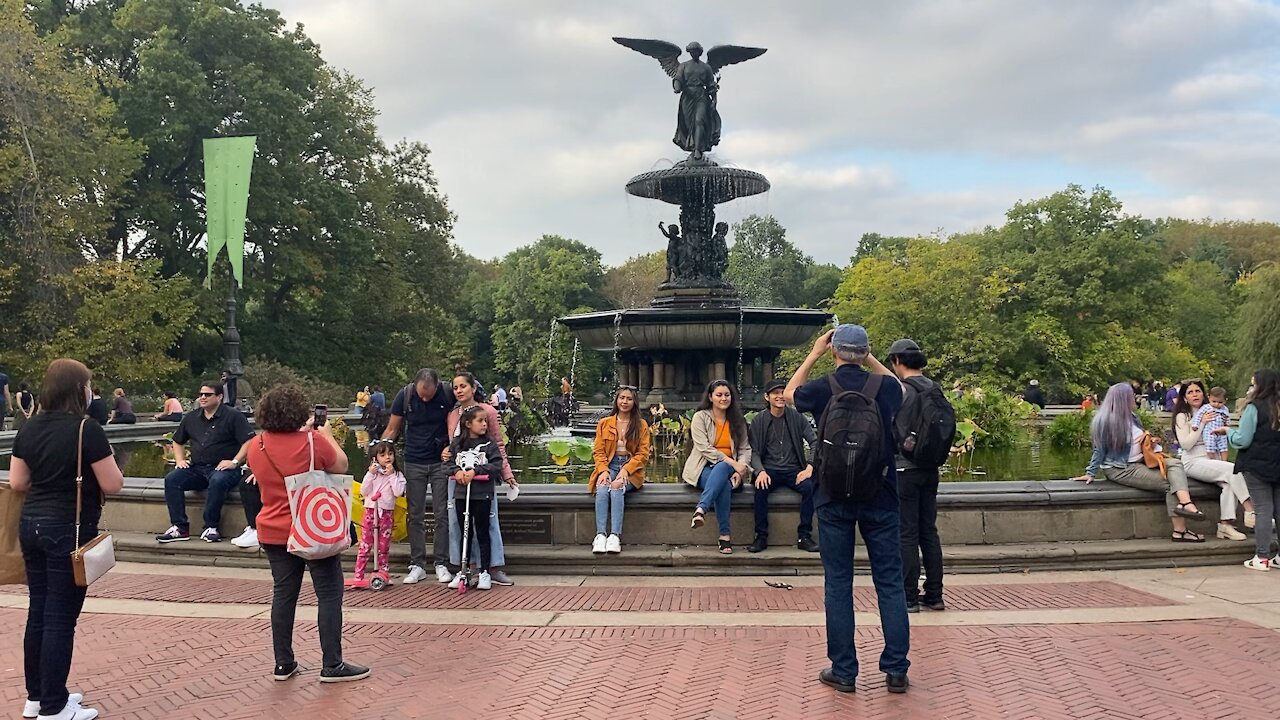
left=262, top=0, right=1280, bottom=266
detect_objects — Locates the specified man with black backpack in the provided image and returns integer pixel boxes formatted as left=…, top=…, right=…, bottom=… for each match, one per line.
left=785, top=324, right=909, bottom=695
left=887, top=338, right=956, bottom=614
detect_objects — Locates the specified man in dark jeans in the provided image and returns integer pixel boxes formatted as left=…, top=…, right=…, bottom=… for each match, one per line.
left=155, top=381, right=255, bottom=543
left=380, top=368, right=456, bottom=585
left=887, top=338, right=946, bottom=613
left=748, top=378, right=818, bottom=553
left=786, top=324, right=910, bottom=695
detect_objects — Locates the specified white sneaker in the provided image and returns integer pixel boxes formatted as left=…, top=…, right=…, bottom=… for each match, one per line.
left=35, top=698, right=96, bottom=720
left=477, top=571, right=492, bottom=590
left=1245, top=511, right=1257, bottom=529
left=230, top=526, right=259, bottom=548
left=448, top=572, right=464, bottom=589
left=592, top=533, right=607, bottom=554
left=435, top=564, right=453, bottom=583
left=1217, top=524, right=1247, bottom=541
left=606, top=534, right=622, bottom=553
left=23, top=693, right=82, bottom=718
left=1244, top=556, right=1270, bottom=572
left=403, top=565, right=428, bottom=584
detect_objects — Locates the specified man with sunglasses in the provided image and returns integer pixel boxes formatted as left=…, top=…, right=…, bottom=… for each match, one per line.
left=156, top=381, right=255, bottom=543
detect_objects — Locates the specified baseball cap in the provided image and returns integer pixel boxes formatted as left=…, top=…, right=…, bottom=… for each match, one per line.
left=832, top=324, right=869, bottom=351
left=1030, top=379, right=1040, bottom=386
left=763, top=378, right=787, bottom=394
left=886, top=338, right=921, bottom=356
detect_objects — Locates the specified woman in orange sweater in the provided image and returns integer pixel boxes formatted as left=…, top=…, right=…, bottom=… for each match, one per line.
left=589, top=386, right=650, bottom=554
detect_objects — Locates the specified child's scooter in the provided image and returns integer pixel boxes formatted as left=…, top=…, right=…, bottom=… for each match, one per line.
left=457, top=479, right=473, bottom=595
left=345, top=495, right=391, bottom=592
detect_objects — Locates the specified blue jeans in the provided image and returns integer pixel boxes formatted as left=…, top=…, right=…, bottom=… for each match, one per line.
left=22, top=516, right=92, bottom=717
left=752, top=466, right=815, bottom=540
left=817, top=500, right=911, bottom=681
left=595, top=456, right=631, bottom=535
left=697, top=462, right=738, bottom=535
left=163, top=463, right=243, bottom=531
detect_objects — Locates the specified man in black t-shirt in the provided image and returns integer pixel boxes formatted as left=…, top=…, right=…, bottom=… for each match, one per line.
left=0, top=368, right=10, bottom=431
left=380, top=368, right=455, bottom=585
left=747, top=378, right=818, bottom=553
left=155, top=381, right=255, bottom=543
left=785, top=325, right=911, bottom=696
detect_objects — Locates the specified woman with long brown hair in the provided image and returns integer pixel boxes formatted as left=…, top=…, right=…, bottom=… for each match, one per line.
left=1232, top=369, right=1280, bottom=571
left=682, top=380, right=752, bottom=554
left=589, top=386, right=651, bottom=554
left=10, top=359, right=124, bottom=720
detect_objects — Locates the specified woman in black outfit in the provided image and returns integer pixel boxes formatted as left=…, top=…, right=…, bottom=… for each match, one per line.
left=9, top=359, right=124, bottom=720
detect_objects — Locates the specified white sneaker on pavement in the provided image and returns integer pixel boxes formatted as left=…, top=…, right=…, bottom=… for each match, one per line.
left=35, top=698, right=96, bottom=720
left=448, top=572, right=464, bottom=589
left=1244, top=556, right=1270, bottom=572
left=592, top=533, right=607, bottom=554
left=24, top=693, right=82, bottom=718
left=403, top=565, right=428, bottom=584
left=490, top=570, right=514, bottom=586
left=606, top=534, right=622, bottom=553
left=477, top=571, right=493, bottom=590
left=230, top=526, right=259, bottom=548
left=435, top=564, right=454, bottom=583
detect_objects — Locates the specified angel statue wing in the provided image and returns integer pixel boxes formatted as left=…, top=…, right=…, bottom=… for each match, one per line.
left=707, top=45, right=767, bottom=73
left=613, top=37, right=682, bottom=78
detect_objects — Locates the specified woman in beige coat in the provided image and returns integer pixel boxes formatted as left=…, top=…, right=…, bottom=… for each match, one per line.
left=682, top=380, right=752, bottom=554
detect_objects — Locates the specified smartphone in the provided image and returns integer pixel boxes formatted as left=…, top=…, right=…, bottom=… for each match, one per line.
left=313, top=404, right=328, bottom=427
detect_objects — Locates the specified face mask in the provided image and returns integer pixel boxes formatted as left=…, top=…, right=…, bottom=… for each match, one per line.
left=84, top=386, right=92, bottom=407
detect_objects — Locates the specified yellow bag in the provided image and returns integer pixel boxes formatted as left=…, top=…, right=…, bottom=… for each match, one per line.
left=351, top=480, right=408, bottom=543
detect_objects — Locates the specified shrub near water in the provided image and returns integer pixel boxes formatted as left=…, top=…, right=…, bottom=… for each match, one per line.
left=951, top=390, right=1036, bottom=449
left=1045, top=408, right=1167, bottom=449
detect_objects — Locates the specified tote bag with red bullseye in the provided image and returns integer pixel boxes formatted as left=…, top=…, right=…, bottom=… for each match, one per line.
left=285, top=433, right=353, bottom=560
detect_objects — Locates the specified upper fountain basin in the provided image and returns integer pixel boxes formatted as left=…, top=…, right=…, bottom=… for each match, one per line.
left=626, top=163, right=770, bottom=205
left=560, top=306, right=830, bottom=352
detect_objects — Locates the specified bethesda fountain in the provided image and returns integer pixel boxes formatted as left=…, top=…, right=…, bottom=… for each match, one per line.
left=559, top=37, right=830, bottom=406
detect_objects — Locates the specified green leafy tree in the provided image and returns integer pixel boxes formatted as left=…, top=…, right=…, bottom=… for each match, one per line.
left=492, top=235, right=608, bottom=394
left=726, top=214, right=812, bottom=307
left=603, top=250, right=665, bottom=309
left=1233, top=264, right=1280, bottom=388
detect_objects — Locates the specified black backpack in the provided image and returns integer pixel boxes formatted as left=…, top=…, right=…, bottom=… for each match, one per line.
left=815, top=374, right=888, bottom=503
left=894, top=376, right=957, bottom=469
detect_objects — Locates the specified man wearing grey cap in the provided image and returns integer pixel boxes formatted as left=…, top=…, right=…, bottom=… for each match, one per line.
left=785, top=325, right=910, bottom=695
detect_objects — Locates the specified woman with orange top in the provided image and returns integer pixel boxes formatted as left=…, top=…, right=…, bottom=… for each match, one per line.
left=681, top=380, right=752, bottom=554
left=589, top=386, right=651, bottom=554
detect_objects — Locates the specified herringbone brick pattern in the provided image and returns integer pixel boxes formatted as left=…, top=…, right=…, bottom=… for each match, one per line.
left=0, top=611, right=1276, bottom=719
left=0, top=578, right=1175, bottom=612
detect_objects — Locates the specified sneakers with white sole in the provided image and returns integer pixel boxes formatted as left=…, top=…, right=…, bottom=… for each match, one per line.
left=35, top=698, right=96, bottom=720
left=490, top=570, right=515, bottom=586
left=319, top=661, right=371, bottom=683
left=200, top=527, right=222, bottom=543
left=592, top=533, right=607, bottom=554
left=477, top=571, right=492, bottom=590
left=606, top=534, right=622, bottom=553
left=23, top=693, right=82, bottom=718
left=230, top=526, right=259, bottom=548
left=155, top=525, right=189, bottom=543
left=1217, top=524, right=1247, bottom=541
left=1244, top=556, right=1271, bottom=571
left=403, top=565, right=428, bottom=584
left=435, top=564, right=453, bottom=583
left=447, top=572, right=465, bottom=589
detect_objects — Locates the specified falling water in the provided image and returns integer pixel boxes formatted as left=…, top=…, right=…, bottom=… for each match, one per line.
left=611, top=312, right=624, bottom=385
left=736, top=305, right=745, bottom=390
left=543, top=319, right=558, bottom=399
left=569, top=337, right=581, bottom=391
left=831, top=313, right=841, bottom=328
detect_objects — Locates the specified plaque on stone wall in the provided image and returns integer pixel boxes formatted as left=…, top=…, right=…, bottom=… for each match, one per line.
left=423, top=511, right=553, bottom=544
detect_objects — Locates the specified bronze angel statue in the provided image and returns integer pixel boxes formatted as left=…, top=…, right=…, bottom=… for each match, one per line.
left=613, top=38, right=767, bottom=160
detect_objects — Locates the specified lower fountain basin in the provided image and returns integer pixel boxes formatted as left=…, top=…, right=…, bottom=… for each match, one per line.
left=560, top=306, right=830, bottom=351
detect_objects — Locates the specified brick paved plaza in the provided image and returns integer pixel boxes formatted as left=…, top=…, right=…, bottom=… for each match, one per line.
left=3, top=565, right=1279, bottom=719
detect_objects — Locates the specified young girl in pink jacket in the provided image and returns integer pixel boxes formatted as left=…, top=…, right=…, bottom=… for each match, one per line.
left=347, top=440, right=405, bottom=588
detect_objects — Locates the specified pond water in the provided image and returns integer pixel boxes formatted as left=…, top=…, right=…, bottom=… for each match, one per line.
left=2, top=432, right=1092, bottom=484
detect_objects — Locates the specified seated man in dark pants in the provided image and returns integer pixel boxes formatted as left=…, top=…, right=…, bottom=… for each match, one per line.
left=156, top=381, right=255, bottom=543
left=748, top=378, right=818, bottom=553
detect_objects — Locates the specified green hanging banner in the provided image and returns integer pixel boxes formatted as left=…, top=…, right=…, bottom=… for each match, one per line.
left=203, top=136, right=257, bottom=286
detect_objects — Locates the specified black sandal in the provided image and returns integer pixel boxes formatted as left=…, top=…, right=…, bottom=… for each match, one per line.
left=690, top=509, right=706, bottom=529
left=1174, top=503, right=1206, bottom=521
left=1172, top=529, right=1205, bottom=543
left=719, top=538, right=732, bottom=555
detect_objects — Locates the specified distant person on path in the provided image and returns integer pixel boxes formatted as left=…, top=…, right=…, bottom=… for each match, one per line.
left=1081, top=394, right=1096, bottom=411
left=1147, top=381, right=1164, bottom=412
left=369, top=386, right=386, bottom=411
left=155, top=381, right=255, bottom=544
left=0, top=366, right=9, bottom=431
left=590, top=385, right=651, bottom=555
left=154, top=392, right=184, bottom=422
left=1023, top=379, right=1045, bottom=409
left=786, top=325, right=910, bottom=694
left=444, top=373, right=517, bottom=586
left=380, top=368, right=455, bottom=585
left=1191, top=387, right=1232, bottom=461
left=1173, top=380, right=1253, bottom=541
left=1231, top=369, right=1280, bottom=571
left=107, top=388, right=136, bottom=425
left=85, top=388, right=108, bottom=426
left=1072, top=382, right=1206, bottom=542
left=355, top=386, right=370, bottom=409
left=888, top=338, right=954, bottom=613
left=1164, top=382, right=1181, bottom=413
left=245, top=384, right=369, bottom=683
left=10, top=358, right=125, bottom=720
left=747, top=378, right=817, bottom=554
left=13, top=381, right=36, bottom=431
left=682, top=380, right=752, bottom=555
left=493, top=383, right=508, bottom=412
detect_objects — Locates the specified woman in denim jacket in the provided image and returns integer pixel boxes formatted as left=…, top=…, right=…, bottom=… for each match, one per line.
left=1072, top=382, right=1207, bottom=542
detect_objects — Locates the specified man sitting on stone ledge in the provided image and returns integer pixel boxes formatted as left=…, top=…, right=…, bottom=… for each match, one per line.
left=155, top=380, right=255, bottom=544
left=748, top=378, right=818, bottom=553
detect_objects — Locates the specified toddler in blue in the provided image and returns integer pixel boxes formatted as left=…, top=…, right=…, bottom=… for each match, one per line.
left=1191, top=386, right=1231, bottom=460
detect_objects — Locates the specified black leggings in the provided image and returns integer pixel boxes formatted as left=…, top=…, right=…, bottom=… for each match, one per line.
left=462, top=496, right=492, bottom=572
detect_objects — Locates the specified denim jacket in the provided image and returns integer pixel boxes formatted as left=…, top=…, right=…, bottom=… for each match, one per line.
left=1084, top=418, right=1141, bottom=478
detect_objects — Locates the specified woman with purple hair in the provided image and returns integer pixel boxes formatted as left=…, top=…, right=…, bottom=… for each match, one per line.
left=1072, top=382, right=1207, bottom=542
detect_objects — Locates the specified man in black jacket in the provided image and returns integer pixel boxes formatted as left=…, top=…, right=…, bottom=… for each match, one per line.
left=748, top=379, right=819, bottom=553
left=1023, top=379, right=1045, bottom=409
